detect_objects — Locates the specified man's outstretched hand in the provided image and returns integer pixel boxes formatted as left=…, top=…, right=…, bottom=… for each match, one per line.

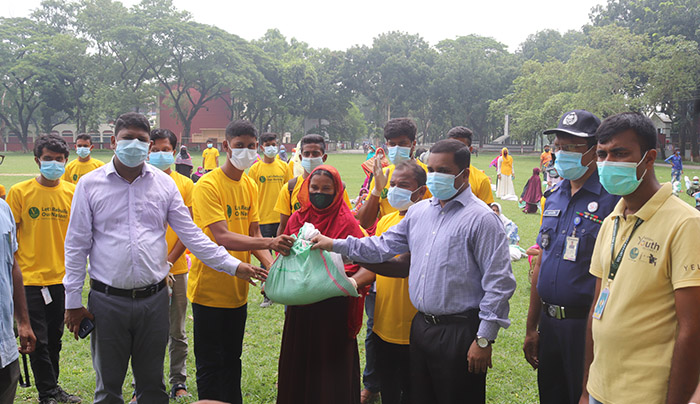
left=311, top=235, right=334, bottom=251
left=236, top=263, right=268, bottom=286
left=269, top=235, right=295, bottom=256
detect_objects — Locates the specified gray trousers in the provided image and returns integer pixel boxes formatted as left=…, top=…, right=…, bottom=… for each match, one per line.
left=0, top=359, right=19, bottom=404
left=88, top=287, right=169, bottom=404
left=168, top=273, right=188, bottom=387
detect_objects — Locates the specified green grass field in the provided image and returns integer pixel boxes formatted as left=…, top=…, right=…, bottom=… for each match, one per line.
left=0, top=150, right=697, bottom=403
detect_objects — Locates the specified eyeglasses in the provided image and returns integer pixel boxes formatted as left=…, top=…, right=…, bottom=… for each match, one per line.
left=554, top=144, right=589, bottom=153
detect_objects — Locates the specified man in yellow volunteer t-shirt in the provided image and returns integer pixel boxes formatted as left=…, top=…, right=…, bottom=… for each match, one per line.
left=249, top=132, right=292, bottom=239
left=201, top=138, right=219, bottom=172
left=188, top=120, right=294, bottom=403
left=62, top=133, right=105, bottom=184
left=360, top=161, right=426, bottom=404
left=273, top=134, right=351, bottom=236
left=447, top=126, right=494, bottom=205
left=357, top=118, right=433, bottom=230
left=147, top=128, right=195, bottom=399
left=7, top=134, right=80, bottom=403
left=582, top=113, right=700, bottom=404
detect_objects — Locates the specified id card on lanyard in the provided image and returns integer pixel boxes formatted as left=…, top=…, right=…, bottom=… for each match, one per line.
left=592, top=217, right=644, bottom=320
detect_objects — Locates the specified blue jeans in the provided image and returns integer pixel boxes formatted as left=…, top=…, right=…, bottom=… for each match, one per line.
left=672, top=169, right=681, bottom=183
left=589, top=395, right=603, bottom=404
left=363, top=291, right=380, bottom=392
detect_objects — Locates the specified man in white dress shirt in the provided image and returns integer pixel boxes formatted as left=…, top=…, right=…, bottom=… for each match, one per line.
left=63, top=113, right=272, bottom=404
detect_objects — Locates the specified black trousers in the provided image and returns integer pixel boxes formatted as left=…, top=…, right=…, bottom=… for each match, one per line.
left=409, top=312, right=485, bottom=404
left=537, top=313, right=587, bottom=404
left=259, top=223, right=279, bottom=239
left=25, top=284, right=64, bottom=399
left=373, top=333, right=410, bottom=404
left=0, top=359, right=19, bottom=404
left=192, top=303, right=247, bottom=404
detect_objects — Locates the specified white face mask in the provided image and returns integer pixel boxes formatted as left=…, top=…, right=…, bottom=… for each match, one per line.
left=229, top=148, right=258, bottom=170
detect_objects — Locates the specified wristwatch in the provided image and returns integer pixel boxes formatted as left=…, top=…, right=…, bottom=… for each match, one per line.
left=476, top=336, right=493, bottom=348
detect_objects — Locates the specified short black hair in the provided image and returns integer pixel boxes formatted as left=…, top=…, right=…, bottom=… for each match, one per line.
left=429, top=139, right=470, bottom=171
left=260, top=132, right=277, bottom=144
left=300, top=134, right=326, bottom=153
left=447, top=126, right=473, bottom=146
left=384, top=118, right=417, bottom=142
left=207, top=138, right=216, bottom=144
left=394, top=160, right=427, bottom=187
left=34, top=134, right=69, bottom=159
left=150, top=128, right=178, bottom=150
left=76, top=133, right=92, bottom=144
left=114, top=112, right=150, bottom=138
left=596, top=112, right=657, bottom=153
left=225, top=119, right=257, bottom=140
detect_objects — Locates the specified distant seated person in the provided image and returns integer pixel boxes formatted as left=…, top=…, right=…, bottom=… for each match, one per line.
left=544, top=158, right=562, bottom=189
left=490, top=203, right=519, bottom=245
left=191, top=166, right=205, bottom=183
left=693, top=189, right=700, bottom=212
left=519, top=168, right=543, bottom=214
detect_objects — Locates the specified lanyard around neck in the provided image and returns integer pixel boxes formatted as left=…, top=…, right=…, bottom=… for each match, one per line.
left=608, top=216, right=644, bottom=282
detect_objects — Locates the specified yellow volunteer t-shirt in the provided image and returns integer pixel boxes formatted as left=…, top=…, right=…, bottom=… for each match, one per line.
left=188, top=168, right=259, bottom=308
left=202, top=148, right=220, bottom=170
left=248, top=160, right=292, bottom=225
left=274, top=175, right=352, bottom=217
left=366, top=160, right=432, bottom=219
left=166, top=170, right=194, bottom=275
left=588, top=183, right=700, bottom=403
left=0, top=185, right=5, bottom=199
left=7, top=178, right=75, bottom=286
left=469, top=165, right=494, bottom=205
left=373, top=211, right=417, bottom=345
left=62, top=158, right=105, bottom=184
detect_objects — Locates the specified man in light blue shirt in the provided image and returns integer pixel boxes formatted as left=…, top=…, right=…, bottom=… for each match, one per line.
left=313, top=139, right=516, bottom=404
left=0, top=164, right=36, bottom=403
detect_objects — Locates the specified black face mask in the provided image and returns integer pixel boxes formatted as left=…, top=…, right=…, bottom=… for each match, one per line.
left=310, top=192, right=334, bottom=210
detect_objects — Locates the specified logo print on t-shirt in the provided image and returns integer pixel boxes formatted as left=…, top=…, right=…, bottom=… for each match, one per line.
left=381, top=188, right=388, bottom=199
left=293, top=202, right=301, bottom=211
left=629, top=247, right=639, bottom=260
left=28, top=207, right=40, bottom=219
left=227, top=205, right=232, bottom=218
left=260, top=176, right=266, bottom=183
left=73, top=174, right=78, bottom=181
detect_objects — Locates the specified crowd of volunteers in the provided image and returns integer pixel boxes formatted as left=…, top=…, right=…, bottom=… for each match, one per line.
left=1, top=110, right=700, bottom=404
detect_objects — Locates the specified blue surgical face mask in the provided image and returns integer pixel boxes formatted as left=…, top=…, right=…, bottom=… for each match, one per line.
left=148, top=151, right=175, bottom=171
left=553, top=147, right=594, bottom=180
left=76, top=147, right=91, bottom=158
left=426, top=170, right=465, bottom=201
left=263, top=145, right=278, bottom=158
left=115, top=139, right=150, bottom=168
left=387, top=186, right=420, bottom=211
left=387, top=146, right=411, bottom=165
left=301, top=157, right=324, bottom=173
left=40, top=160, right=65, bottom=181
left=207, top=143, right=213, bottom=149
left=597, top=151, right=648, bottom=196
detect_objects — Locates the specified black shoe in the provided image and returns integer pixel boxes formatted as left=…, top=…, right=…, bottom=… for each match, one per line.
left=39, top=398, right=58, bottom=404
left=54, top=386, right=82, bottom=403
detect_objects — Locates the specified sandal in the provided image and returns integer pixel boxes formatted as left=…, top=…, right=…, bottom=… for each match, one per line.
left=170, top=383, right=191, bottom=400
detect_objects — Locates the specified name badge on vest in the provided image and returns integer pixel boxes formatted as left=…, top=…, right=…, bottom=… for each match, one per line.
left=543, top=209, right=561, bottom=217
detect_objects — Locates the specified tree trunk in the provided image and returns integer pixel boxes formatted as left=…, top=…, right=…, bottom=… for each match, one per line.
left=693, top=98, right=700, bottom=162
left=182, top=120, right=191, bottom=144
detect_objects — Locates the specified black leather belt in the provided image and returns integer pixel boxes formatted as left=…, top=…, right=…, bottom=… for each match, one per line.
left=90, top=279, right=167, bottom=299
left=420, top=309, right=478, bottom=325
left=542, top=301, right=589, bottom=320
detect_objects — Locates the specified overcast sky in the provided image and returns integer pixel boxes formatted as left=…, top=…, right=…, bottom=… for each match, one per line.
left=2, top=0, right=607, bottom=51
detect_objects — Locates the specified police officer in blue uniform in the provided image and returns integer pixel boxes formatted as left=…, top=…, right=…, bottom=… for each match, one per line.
left=523, top=110, right=620, bottom=404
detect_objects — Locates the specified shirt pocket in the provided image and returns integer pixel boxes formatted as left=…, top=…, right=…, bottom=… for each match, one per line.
left=136, top=200, right=167, bottom=230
